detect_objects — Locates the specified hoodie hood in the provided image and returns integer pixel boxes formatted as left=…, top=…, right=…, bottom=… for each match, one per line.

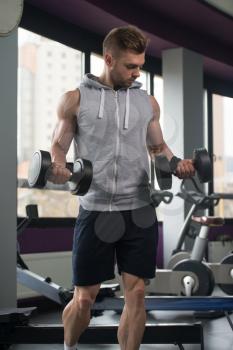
left=81, top=73, right=142, bottom=90
left=80, top=73, right=142, bottom=129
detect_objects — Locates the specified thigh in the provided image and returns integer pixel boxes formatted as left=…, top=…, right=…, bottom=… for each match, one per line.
left=72, top=207, right=116, bottom=286
left=116, top=205, right=159, bottom=279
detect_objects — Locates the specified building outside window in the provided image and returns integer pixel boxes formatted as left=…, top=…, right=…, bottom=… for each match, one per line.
left=18, top=28, right=84, bottom=217
left=213, top=94, right=233, bottom=218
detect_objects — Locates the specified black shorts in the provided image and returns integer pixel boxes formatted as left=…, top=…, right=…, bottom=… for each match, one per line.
left=72, top=205, right=159, bottom=286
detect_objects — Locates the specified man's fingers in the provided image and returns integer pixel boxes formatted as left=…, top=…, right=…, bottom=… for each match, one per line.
left=47, top=165, right=71, bottom=184
left=176, top=160, right=195, bottom=178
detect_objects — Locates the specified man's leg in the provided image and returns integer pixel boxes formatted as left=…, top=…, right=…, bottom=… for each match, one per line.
left=62, top=284, right=100, bottom=348
left=117, top=272, right=146, bottom=350
left=117, top=303, right=129, bottom=350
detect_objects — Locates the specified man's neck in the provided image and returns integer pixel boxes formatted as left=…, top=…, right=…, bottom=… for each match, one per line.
left=98, top=73, right=114, bottom=89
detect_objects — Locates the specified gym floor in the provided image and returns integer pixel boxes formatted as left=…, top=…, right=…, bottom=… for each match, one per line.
left=9, top=289, right=233, bottom=350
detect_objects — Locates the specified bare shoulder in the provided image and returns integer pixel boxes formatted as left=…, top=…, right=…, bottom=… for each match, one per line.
left=57, top=89, right=80, bottom=120
left=149, top=95, right=160, bottom=120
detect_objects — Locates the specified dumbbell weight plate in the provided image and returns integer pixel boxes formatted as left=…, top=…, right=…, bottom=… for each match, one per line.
left=218, top=254, right=233, bottom=295
left=28, top=150, right=51, bottom=188
left=173, top=259, right=215, bottom=296
left=154, top=155, right=172, bottom=190
left=69, top=158, right=93, bottom=196
left=193, top=148, right=212, bottom=183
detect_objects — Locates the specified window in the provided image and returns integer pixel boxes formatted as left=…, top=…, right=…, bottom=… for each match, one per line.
left=90, top=53, right=104, bottom=76
left=154, top=75, right=164, bottom=129
left=137, top=70, right=150, bottom=93
left=213, top=94, right=233, bottom=218
left=18, top=28, right=84, bottom=217
left=153, top=75, right=164, bottom=221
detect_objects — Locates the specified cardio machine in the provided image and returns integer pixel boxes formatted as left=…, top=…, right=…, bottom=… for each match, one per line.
left=136, top=178, right=233, bottom=297
left=167, top=178, right=233, bottom=295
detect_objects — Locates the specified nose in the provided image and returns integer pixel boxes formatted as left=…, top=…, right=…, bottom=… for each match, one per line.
left=132, top=67, right=140, bottom=78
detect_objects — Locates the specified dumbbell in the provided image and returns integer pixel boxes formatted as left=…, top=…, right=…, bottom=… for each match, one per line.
left=154, top=148, right=212, bottom=190
left=28, top=150, right=93, bottom=195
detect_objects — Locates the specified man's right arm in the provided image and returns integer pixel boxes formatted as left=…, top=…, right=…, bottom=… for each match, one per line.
left=48, top=89, right=80, bottom=184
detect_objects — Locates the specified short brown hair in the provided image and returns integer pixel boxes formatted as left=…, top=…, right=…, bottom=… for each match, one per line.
left=103, top=25, right=148, bottom=55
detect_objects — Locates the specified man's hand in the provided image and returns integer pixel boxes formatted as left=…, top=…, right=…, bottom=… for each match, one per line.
left=47, top=162, right=72, bottom=184
left=175, top=159, right=195, bottom=179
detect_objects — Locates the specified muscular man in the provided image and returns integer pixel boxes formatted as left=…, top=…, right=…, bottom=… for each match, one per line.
left=49, top=25, right=195, bottom=350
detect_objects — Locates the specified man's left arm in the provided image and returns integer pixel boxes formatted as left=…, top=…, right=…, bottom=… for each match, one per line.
left=146, top=95, right=195, bottom=179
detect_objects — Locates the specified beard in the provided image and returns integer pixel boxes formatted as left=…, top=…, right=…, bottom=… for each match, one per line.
left=115, top=78, right=134, bottom=89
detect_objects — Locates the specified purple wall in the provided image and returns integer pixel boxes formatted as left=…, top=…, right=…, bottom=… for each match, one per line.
left=18, top=227, right=74, bottom=254
left=18, top=222, right=233, bottom=269
left=209, top=223, right=233, bottom=242
left=18, top=223, right=164, bottom=268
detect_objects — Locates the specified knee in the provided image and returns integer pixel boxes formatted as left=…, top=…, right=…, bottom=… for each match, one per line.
left=125, top=287, right=145, bottom=307
left=78, top=295, right=95, bottom=311
left=72, top=285, right=99, bottom=311
left=73, top=289, right=97, bottom=312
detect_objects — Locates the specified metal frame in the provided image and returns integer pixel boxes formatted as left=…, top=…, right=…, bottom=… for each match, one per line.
left=2, top=296, right=233, bottom=349
left=0, top=313, right=204, bottom=350
left=17, top=267, right=72, bottom=305
left=0, top=324, right=204, bottom=348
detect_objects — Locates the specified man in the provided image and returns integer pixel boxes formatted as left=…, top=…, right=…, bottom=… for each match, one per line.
left=48, top=25, right=195, bottom=350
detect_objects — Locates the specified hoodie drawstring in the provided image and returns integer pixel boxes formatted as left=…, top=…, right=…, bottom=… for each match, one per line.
left=98, top=88, right=105, bottom=119
left=124, top=88, right=130, bottom=130
left=98, top=87, right=130, bottom=129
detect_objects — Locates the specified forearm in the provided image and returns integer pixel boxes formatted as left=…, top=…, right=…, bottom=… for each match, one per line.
left=50, top=119, right=75, bottom=165
left=50, top=142, right=67, bottom=166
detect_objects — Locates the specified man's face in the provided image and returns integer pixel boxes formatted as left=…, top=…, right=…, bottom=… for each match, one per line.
left=105, top=49, right=145, bottom=88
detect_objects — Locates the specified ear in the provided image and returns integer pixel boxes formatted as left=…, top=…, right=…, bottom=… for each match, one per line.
left=104, top=52, right=113, bottom=67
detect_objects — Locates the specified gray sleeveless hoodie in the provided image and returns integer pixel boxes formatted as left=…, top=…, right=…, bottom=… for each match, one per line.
left=74, top=73, right=153, bottom=211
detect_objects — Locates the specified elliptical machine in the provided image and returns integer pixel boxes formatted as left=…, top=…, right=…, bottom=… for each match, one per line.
left=167, top=178, right=221, bottom=268
left=167, top=178, right=233, bottom=295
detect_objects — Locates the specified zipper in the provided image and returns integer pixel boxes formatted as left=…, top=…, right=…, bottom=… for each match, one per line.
left=109, top=91, right=120, bottom=211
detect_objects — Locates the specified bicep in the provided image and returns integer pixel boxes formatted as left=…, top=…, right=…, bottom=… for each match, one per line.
left=147, top=96, right=174, bottom=160
left=147, top=118, right=164, bottom=147
left=52, top=90, right=79, bottom=153
left=146, top=95, right=164, bottom=150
